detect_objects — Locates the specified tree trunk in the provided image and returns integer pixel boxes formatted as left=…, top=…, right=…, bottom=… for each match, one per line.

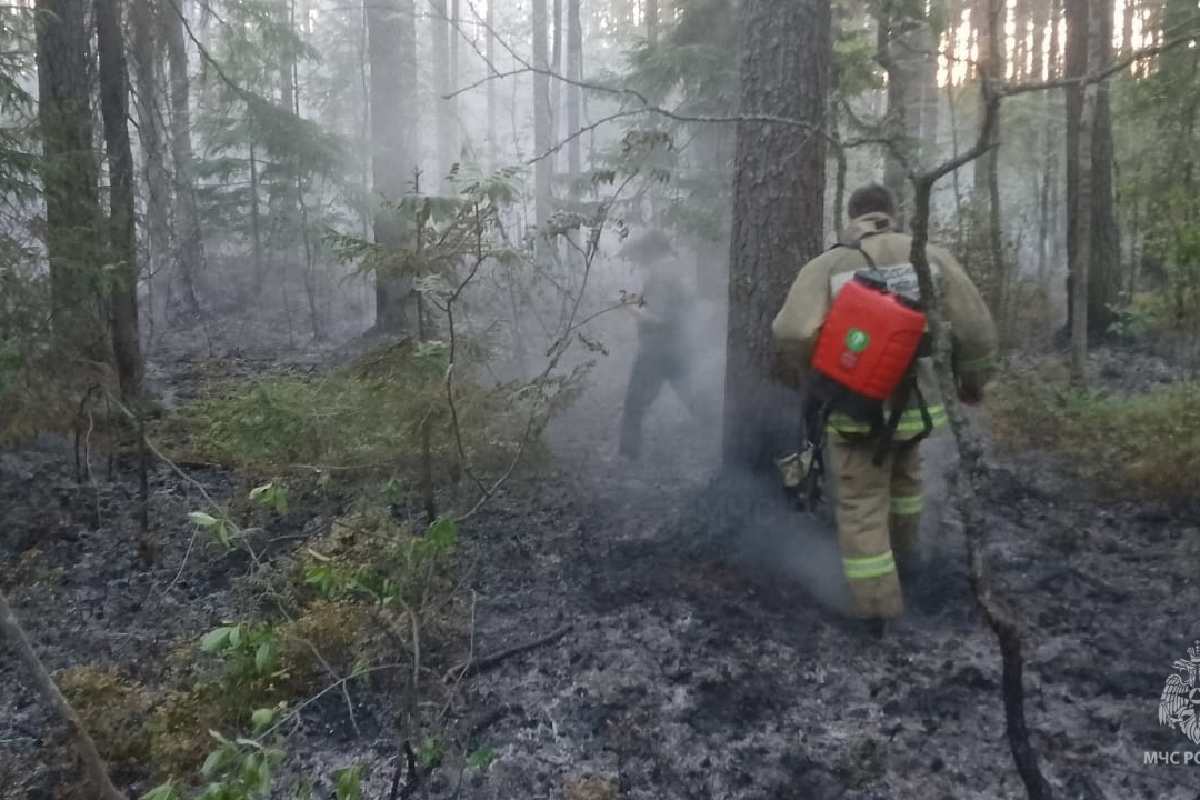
left=646, top=0, right=658, bottom=43
left=450, top=0, right=460, bottom=165
left=722, top=0, right=829, bottom=474
left=1121, top=0, right=1134, bottom=55
left=487, top=0, right=497, bottom=166
left=1070, top=0, right=1101, bottom=383
left=163, top=0, right=202, bottom=314
left=918, top=6, right=941, bottom=170
left=532, top=0, right=551, bottom=243
left=130, top=0, right=169, bottom=317
left=432, top=0, right=454, bottom=187
left=878, top=1, right=922, bottom=227
left=977, top=0, right=1006, bottom=322
left=1065, top=0, right=1118, bottom=340
left=369, top=0, right=418, bottom=332
left=566, top=0, right=581, bottom=187
left=1046, top=0, right=1064, bottom=282
left=36, top=0, right=105, bottom=354
left=549, top=0, right=562, bottom=174
left=96, top=0, right=144, bottom=401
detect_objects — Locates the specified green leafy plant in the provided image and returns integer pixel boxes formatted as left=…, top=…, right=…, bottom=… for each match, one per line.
left=200, top=621, right=284, bottom=692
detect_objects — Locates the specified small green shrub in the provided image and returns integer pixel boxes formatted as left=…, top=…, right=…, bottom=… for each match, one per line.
left=155, top=341, right=549, bottom=478
left=988, top=367, right=1200, bottom=500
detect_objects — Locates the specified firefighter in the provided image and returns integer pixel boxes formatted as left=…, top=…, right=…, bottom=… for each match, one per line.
left=617, top=230, right=706, bottom=460
left=770, top=184, right=998, bottom=626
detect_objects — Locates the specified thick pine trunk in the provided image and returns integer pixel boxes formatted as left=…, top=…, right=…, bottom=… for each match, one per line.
left=96, top=0, right=143, bottom=400
left=722, top=0, right=829, bottom=474
left=36, top=0, right=105, bottom=352
left=369, top=0, right=418, bottom=333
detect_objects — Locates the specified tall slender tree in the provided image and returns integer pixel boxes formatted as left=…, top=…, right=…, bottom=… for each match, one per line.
left=369, top=0, right=418, bottom=332
left=1066, top=0, right=1119, bottom=337
left=566, top=0, right=582, bottom=186
left=722, top=0, right=830, bottom=472
left=96, top=0, right=143, bottom=399
left=432, top=0, right=454, bottom=186
left=130, top=0, right=169, bottom=305
left=164, top=0, right=202, bottom=314
left=532, top=0, right=551, bottom=241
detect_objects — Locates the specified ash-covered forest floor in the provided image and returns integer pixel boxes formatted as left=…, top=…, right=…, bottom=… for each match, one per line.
left=2, top=317, right=1199, bottom=800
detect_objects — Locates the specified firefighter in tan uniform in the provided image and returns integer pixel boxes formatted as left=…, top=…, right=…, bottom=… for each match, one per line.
left=771, top=185, right=998, bottom=623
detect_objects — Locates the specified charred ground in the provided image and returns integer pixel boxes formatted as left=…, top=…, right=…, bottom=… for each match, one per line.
left=2, top=329, right=1198, bottom=800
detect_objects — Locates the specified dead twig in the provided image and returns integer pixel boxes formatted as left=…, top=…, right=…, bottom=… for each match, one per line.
left=907, top=70, right=1052, bottom=800
left=442, top=624, right=573, bottom=683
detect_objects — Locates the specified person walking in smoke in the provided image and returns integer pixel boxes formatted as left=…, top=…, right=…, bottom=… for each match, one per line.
left=771, top=184, right=998, bottom=631
left=617, top=229, right=707, bottom=460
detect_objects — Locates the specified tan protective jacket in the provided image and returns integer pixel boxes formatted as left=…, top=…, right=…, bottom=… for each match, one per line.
left=771, top=212, right=998, bottom=440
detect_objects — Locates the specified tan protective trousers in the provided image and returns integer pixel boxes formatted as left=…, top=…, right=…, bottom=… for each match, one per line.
left=828, top=436, right=923, bottom=619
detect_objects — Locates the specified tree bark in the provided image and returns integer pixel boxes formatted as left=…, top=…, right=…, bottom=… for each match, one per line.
left=130, top=0, right=169, bottom=312
left=980, top=0, right=1006, bottom=323
left=549, top=0, right=562, bottom=174
left=487, top=0, right=497, bottom=166
left=878, top=0, right=922, bottom=227
left=1070, top=0, right=1102, bottom=383
left=450, top=0, right=460, bottom=167
left=566, top=0, right=581, bottom=186
left=0, top=587, right=128, bottom=800
left=163, top=0, right=202, bottom=314
left=369, top=0, right=418, bottom=333
left=1065, top=0, right=1118, bottom=340
left=919, top=3, right=941, bottom=169
left=432, top=0, right=454, bottom=187
left=722, top=0, right=828, bottom=474
left=532, top=0, right=551, bottom=243
left=36, top=0, right=105, bottom=354
left=96, top=0, right=144, bottom=401
left=1121, top=0, right=1134, bottom=55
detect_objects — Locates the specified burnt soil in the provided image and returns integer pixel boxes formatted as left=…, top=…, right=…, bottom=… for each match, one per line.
left=2, top=337, right=1200, bottom=800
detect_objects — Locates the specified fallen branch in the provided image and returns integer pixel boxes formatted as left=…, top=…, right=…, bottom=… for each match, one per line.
left=0, top=587, right=128, bottom=800
left=443, top=624, right=573, bottom=683
left=906, top=59, right=1052, bottom=800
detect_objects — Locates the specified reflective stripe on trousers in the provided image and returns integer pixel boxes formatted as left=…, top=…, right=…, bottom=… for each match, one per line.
left=890, top=495, right=922, bottom=515
left=843, top=551, right=897, bottom=580
left=827, top=404, right=948, bottom=436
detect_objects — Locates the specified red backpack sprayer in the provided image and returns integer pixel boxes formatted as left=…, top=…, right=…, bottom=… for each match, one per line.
left=779, top=244, right=935, bottom=512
